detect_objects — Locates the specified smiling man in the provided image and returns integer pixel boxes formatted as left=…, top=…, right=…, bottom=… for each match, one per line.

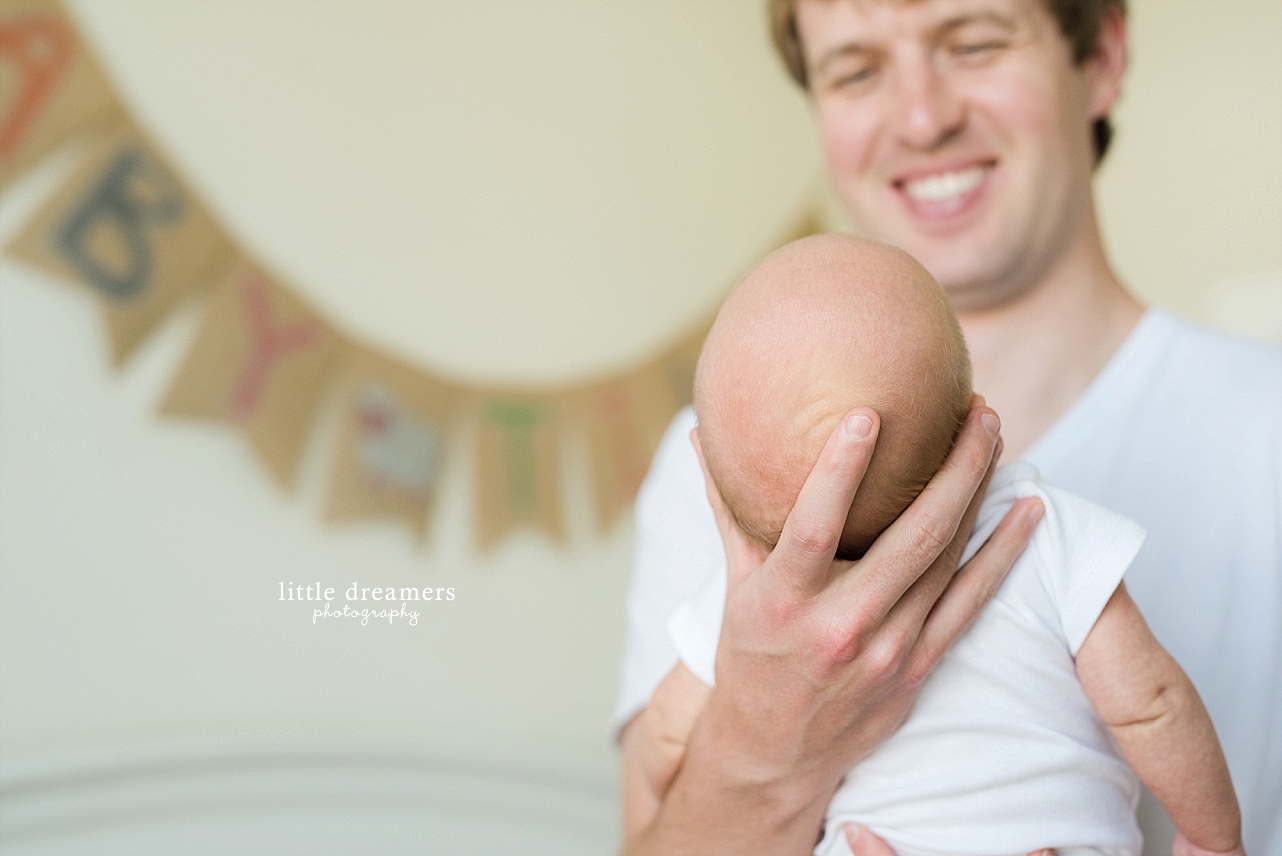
left=614, top=1, right=1282, bottom=854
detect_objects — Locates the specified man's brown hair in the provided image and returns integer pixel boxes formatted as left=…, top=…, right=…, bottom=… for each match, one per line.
left=767, top=0, right=1126, bottom=161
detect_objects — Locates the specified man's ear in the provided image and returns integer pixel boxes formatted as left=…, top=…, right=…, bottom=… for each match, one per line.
left=1086, top=4, right=1128, bottom=121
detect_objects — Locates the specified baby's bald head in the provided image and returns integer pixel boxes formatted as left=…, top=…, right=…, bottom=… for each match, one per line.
left=695, top=234, right=971, bottom=559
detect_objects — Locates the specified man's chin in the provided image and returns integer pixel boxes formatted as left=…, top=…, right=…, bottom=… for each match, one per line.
left=892, top=242, right=1030, bottom=315
left=938, top=277, right=1032, bottom=316
left=841, top=208, right=1029, bottom=311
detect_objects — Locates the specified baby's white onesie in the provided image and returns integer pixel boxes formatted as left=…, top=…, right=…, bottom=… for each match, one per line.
left=668, top=462, right=1146, bottom=856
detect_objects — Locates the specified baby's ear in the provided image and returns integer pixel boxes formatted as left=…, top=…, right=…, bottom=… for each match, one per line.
left=690, top=427, right=770, bottom=583
left=690, top=427, right=725, bottom=520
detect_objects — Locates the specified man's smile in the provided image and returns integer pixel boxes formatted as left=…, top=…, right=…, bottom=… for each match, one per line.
left=892, top=161, right=997, bottom=221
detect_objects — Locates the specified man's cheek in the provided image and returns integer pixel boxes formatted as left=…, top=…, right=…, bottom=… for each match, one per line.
left=817, top=102, right=876, bottom=169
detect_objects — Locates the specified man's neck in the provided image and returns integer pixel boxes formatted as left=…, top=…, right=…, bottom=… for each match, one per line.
left=958, top=215, right=1144, bottom=461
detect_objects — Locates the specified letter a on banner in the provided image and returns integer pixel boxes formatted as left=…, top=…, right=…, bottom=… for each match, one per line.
left=0, top=0, right=126, bottom=192
left=6, top=124, right=236, bottom=362
left=160, top=262, right=345, bottom=488
left=474, top=395, right=564, bottom=550
left=325, top=348, right=460, bottom=538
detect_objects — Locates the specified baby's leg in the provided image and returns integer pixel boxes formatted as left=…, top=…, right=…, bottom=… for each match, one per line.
left=620, top=662, right=712, bottom=836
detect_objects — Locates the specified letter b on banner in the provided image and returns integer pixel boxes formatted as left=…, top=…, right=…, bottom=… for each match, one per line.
left=54, top=146, right=183, bottom=301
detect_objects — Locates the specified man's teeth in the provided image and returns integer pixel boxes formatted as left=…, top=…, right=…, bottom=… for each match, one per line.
left=903, top=166, right=988, bottom=202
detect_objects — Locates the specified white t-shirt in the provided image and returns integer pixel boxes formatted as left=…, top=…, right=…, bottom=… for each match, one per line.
left=613, top=309, right=1282, bottom=855
left=668, top=463, right=1146, bottom=856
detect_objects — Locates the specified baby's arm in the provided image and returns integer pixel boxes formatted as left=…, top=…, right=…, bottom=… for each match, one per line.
left=1075, top=583, right=1243, bottom=856
left=620, top=662, right=712, bottom=838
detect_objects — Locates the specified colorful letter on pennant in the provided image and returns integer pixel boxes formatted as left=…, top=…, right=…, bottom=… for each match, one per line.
left=0, top=1, right=125, bottom=192
left=160, top=262, right=344, bottom=488
left=227, top=271, right=322, bottom=419
left=54, top=146, right=183, bottom=299
left=474, top=395, right=564, bottom=549
left=325, top=349, right=459, bottom=538
left=0, top=9, right=73, bottom=159
left=6, top=124, right=236, bottom=362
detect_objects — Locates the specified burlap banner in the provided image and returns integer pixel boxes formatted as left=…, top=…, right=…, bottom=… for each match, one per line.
left=325, top=348, right=461, bottom=538
left=6, top=122, right=236, bottom=362
left=572, top=325, right=709, bottom=532
left=0, top=0, right=126, bottom=192
left=0, top=1, right=831, bottom=552
left=473, top=394, right=566, bottom=550
left=159, top=262, right=346, bottom=488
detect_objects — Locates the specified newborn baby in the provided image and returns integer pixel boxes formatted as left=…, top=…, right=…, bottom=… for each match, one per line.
left=622, top=236, right=1243, bottom=856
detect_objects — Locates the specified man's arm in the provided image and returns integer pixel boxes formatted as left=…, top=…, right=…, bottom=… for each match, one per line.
left=1076, top=583, right=1244, bottom=856
left=620, top=400, right=1043, bottom=855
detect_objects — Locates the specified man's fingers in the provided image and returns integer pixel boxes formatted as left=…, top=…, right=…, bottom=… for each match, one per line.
left=768, top=408, right=879, bottom=597
left=845, top=825, right=1053, bottom=856
left=843, top=824, right=897, bottom=856
left=911, top=496, right=1044, bottom=676
left=859, top=401, right=1000, bottom=603
left=873, top=432, right=1003, bottom=641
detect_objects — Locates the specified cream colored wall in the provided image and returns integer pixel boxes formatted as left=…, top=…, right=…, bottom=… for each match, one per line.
left=1099, top=0, right=1282, bottom=342
left=0, top=0, right=1278, bottom=842
left=0, top=0, right=819, bottom=807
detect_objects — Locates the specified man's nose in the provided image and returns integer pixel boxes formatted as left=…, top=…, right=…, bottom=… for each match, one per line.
left=889, top=54, right=965, bottom=151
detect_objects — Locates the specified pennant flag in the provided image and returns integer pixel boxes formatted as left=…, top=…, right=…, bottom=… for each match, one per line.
left=474, top=394, right=564, bottom=550
left=655, top=319, right=712, bottom=412
left=160, top=262, right=345, bottom=487
left=6, top=123, right=236, bottom=362
left=575, top=363, right=687, bottom=531
left=0, top=0, right=126, bottom=192
left=325, top=348, right=459, bottom=537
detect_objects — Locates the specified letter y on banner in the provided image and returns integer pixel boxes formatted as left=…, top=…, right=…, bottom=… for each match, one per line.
left=160, top=262, right=345, bottom=488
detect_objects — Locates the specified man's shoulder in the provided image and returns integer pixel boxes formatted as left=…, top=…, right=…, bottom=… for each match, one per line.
left=1152, top=309, right=1282, bottom=406
left=1088, top=309, right=1282, bottom=444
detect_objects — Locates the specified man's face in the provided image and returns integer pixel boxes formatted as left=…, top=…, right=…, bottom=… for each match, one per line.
left=796, top=0, right=1121, bottom=311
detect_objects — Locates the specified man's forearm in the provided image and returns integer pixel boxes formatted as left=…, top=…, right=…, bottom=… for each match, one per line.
left=622, top=701, right=835, bottom=856
left=623, top=759, right=830, bottom=856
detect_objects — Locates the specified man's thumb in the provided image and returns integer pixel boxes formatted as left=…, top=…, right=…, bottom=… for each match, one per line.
left=843, top=825, right=896, bottom=856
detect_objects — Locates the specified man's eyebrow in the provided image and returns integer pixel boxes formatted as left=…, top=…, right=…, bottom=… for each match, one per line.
left=936, top=10, right=1019, bottom=35
left=810, top=10, right=1020, bottom=78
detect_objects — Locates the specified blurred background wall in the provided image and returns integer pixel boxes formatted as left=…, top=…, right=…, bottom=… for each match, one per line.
left=0, top=1, right=1278, bottom=853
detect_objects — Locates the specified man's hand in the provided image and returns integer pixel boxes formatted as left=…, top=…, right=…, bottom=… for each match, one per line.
left=623, top=398, right=1043, bottom=855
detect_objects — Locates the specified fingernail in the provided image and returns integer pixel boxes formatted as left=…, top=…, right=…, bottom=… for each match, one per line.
left=844, top=412, right=873, bottom=439
left=1027, top=499, right=1045, bottom=524
left=980, top=412, right=1000, bottom=436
